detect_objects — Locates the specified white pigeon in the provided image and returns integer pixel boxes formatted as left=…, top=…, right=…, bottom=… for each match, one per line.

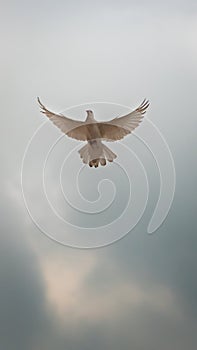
left=37, top=98, right=149, bottom=168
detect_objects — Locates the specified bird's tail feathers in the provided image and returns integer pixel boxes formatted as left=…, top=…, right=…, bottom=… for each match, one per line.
left=78, top=142, right=117, bottom=168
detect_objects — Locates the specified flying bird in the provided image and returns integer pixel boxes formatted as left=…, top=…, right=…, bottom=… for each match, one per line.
left=37, top=97, right=149, bottom=168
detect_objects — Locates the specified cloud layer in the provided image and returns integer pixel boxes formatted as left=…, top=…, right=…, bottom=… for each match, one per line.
left=1, top=1, right=197, bottom=349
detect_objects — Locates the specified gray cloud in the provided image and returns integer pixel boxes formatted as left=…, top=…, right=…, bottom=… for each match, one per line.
left=1, top=1, right=197, bottom=349
left=0, top=200, right=50, bottom=350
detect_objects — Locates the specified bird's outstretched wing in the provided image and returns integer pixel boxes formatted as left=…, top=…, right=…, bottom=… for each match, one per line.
left=38, top=98, right=149, bottom=142
left=37, top=97, right=88, bottom=141
left=96, top=99, right=149, bottom=141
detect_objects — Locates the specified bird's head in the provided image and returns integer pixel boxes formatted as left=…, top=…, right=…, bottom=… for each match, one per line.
left=86, top=109, right=93, bottom=116
left=86, top=110, right=95, bottom=121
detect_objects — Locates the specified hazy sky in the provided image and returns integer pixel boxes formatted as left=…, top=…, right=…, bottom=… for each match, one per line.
left=1, top=1, right=197, bottom=349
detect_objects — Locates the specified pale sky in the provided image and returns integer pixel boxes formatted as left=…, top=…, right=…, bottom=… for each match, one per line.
left=1, top=1, right=197, bottom=349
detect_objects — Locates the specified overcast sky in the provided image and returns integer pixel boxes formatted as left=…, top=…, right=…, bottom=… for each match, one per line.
left=1, top=1, right=197, bottom=349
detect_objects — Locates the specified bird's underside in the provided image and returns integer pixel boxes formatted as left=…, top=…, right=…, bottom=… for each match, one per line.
left=37, top=97, right=149, bottom=167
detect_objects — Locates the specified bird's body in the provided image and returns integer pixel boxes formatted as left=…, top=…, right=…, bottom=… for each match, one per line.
left=85, top=118, right=102, bottom=140
left=37, top=98, right=149, bottom=167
